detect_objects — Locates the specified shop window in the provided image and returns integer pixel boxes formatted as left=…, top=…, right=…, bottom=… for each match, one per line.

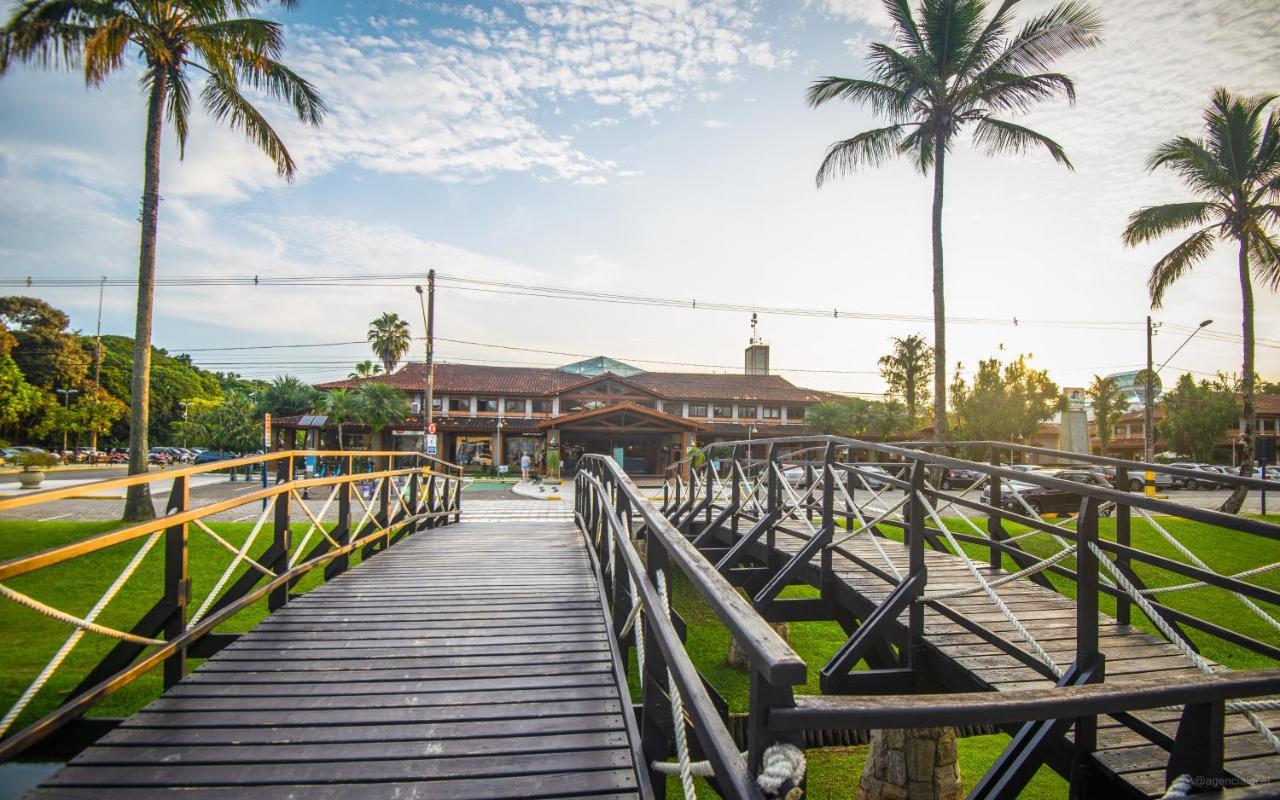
left=787, top=406, right=806, bottom=420
left=448, top=398, right=470, bottom=413
left=476, top=398, right=499, bottom=413
left=505, top=437, right=544, bottom=467
left=455, top=436, right=493, bottom=467
left=505, top=398, right=526, bottom=414
left=762, top=406, right=781, bottom=419
left=531, top=398, right=552, bottom=414
left=738, top=405, right=758, bottom=420
left=431, top=397, right=442, bottom=411
left=687, top=404, right=707, bottom=417
left=712, top=404, right=733, bottom=419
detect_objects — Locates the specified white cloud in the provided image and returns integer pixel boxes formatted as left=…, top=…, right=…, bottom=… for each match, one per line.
left=806, top=0, right=892, bottom=31
left=704, top=119, right=730, bottom=128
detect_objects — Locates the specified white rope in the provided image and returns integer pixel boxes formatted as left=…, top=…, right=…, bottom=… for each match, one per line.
left=756, top=743, right=807, bottom=797
left=919, top=491, right=1063, bottom=678
left=1088, top=541, right=1280, bottom=758
left=191, top=520, right=274, bottom=578
left=0, top=528, right=163, bottom=738
left=1139, top=560, right=1280, bottom=596
left=189, top=497, right=275, bottom=626
left=655, top=571, right=698, bottom=800
left=920, top=545, right=1079, bottom=601
left=1134, top=508, right=1280, bottom=635
left=1160, top=774, right=1194, bottom=799
left=828, top=467, right=904, bottom=580
left=0, top=583, right=165, bottom=648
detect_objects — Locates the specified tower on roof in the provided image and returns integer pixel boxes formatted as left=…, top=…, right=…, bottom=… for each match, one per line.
left=745, top=313, right=769, bottom=376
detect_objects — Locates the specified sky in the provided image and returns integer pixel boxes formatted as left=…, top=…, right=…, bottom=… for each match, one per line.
left=0, top=0, right=1278, bottom=397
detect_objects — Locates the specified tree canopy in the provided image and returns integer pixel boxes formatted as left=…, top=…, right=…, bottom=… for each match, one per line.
left=950, top=355, right=1063, bottom=443
left=1159, top=374, right=1236, bottom=461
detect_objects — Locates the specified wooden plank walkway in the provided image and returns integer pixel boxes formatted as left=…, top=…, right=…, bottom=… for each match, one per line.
left=27, top=501, right=647, bottom=800
left=716, top=519, right=1280, bottom=798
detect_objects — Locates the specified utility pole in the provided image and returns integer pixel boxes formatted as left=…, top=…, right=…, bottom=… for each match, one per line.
left=1144, top=315, right=1155, bottom=466
left=90, top=277, right=105, bottom=451
left=415, top=270, right=436, bottom=454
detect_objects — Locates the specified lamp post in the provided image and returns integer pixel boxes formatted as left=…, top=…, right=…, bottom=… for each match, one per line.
left=414, top=271, right=435, bottom=455
left=1142, top=318, right=1211, bottom=492
left=179, top=401, right=190, bottom=449
left=55, top=388, right=79, bottom=454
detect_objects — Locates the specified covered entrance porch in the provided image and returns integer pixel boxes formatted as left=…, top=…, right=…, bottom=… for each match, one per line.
left=540, top=402, right=707, bottom=476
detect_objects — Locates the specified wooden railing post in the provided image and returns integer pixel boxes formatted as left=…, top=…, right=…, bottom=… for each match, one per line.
left=325, top=478, right=351, bottom=580
left=766, top=444, right=780, bottom=572
left=640, top=536, right=674, bottom=791
left=453, top=470, right=462, bottom=524
left=988, top=445, right=1004, bottom=569
left=270, top=475, right=290, bottom=612
left=163, top=475, right=189, bottom=689
left=729, top=449, right=741, bottom=539
left=1167, top=701, right=1225, bottom=790
left=907, top=459, right=927, bottom=667
left=425, top=473, right=438, bottom=530
left=1114, top=466, right=1132, bottom=626
left=408, top=467, right=420, bottom=535
left=821, top=442, right=835, bottom=534
left=704, top=455, right=715, bottom=534
left=378, top=455, right=392, bottom=547
left=1072, top=495, right=1105, bottom=790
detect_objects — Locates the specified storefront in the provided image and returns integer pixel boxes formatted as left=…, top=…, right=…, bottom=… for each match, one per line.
left=541, top=402, right=705, bottom=476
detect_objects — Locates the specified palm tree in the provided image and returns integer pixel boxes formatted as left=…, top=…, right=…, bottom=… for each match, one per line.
left=368, top=313, right=411, bottom=375
left=349, top=360, right=383, bottom=380
left=877, top=334, right=934, bottom=426
left=808, top=0, right=1102, bottom=443
left=321, top=389, right=359, bottom=449
left=258, top=375, right=319, bottom=418
left=869, top=399, right=910, bottom=441
left=356, top=382, right=408, bottom=449
left=1086, top=374, right=1129, bottom=454
left=1123, top=89, right=1279, bottom=512
left=1, top=0, right=325, bottom=521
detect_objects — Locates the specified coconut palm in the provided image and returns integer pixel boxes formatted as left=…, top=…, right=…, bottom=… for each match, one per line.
left=808, top=0, right=1102, bottom=442
left=877, top=334, right=934, bottom=426
left=1086, top=374, right=1129, bottom=454
left=367, top=313, right=411, bottom=375
left=356, top=382, right=408, bottom=449
left=321, top=389, right=359, bottom=449
left=257, top=375, right=319, bottom=418
left=349, top=360, right=383, bottom=379
left=1123, top=89, right=1279, bottom=512
left=1, top=0, right=325, bottom=521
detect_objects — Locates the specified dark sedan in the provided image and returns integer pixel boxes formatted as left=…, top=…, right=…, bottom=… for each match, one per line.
left=981, top=469, right=1113, bottom=516
left=194, top=450, right=238, bottom=465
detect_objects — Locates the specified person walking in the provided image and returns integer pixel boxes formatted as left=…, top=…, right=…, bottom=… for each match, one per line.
left=520, top=452, right=532, bottom=481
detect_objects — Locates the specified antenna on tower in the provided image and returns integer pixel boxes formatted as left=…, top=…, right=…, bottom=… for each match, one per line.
left=750, top=312, right=761, bottom=344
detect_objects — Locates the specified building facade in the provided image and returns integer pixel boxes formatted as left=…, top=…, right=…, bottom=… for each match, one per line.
left=277, top=346, right=841, bottom=475
left=1090, top=394, right=1280, bottom=462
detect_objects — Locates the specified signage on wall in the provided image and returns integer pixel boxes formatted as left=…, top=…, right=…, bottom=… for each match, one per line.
left=426, top=434, right=439, bottom=456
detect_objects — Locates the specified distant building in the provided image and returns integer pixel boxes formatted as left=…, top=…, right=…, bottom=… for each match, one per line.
left=1090, top=394, right=1280, bottom=462
left=274, top=338, right=841, bottom=475
left=1104, top=369, right=1162, bottom=408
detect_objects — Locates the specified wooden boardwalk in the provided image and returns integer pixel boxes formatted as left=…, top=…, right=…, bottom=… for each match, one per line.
left=26, top=501, right=648, bottom=800
left=711, top=519, right=1280, bottom=798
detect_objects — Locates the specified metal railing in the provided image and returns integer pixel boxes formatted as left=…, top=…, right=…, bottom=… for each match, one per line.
left=658, top=436, right=1280, bottom=797
left=0, top=449, right=463, bottom=760
left=575, top=455, right=808, bottom=799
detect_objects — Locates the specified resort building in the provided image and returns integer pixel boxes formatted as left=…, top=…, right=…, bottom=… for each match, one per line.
left=1091, top=394, right=1280, bottom=462
left=275, top=342, right=840, bottom=475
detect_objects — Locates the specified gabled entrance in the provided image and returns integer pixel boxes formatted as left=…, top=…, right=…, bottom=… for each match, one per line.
left=539, top=402, right=706, bottom=475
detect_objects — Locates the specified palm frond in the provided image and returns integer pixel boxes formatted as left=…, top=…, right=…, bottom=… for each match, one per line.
left=208, top=41, right=325, bottom=126
left=1146, top=135, right=1233, bottom=197
left=919, top=0, right=985, bottom=76
left=866, top=42, right=933, bottom=94
left=82, top=12, right=132, bottom=86
left=965, top=70, right=1075, bottom=113
left=0, top=0, right=107, bottom=74
left=988, top=1, right=1104, bottom=74
left=972, top=116, right=1072, bottom=168
left=1247, top=228, right=1280, bottom=293
left=1146, top=227, right=1218, bottom=308
left=805, top=75, right=918, bottom=120
left=957, top=0, right=1020, bottom=76
left=881, top=0, right=925, bottom=55
left=166, top=68, right=191, bottom=156
left=1121, top=201, right=1217, bottom=247
left=188, top=17, right=285, bottom=59
left=897, top=124, right=935, bottom=174
left=815, top=123, right=915, bottom=187
left=200, top=65, right=297, bottom=177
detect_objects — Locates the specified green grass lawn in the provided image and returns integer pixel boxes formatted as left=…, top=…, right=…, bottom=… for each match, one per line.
left=0, top=518, right=350, bottom=733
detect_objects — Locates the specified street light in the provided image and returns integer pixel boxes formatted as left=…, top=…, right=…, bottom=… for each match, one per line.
left=55, top=388, right=79, bottom=453
left=1142, top=318, right=1212, bottom=478
left=179, top=401, right=190, bottom=449
left=414, top=273, right=436, bottom=456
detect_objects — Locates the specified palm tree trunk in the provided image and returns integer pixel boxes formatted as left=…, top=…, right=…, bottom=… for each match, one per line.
left=1220, top=236, right=1255, bottom=515
left=123, top=69, right=168, bottom=522
left=931, top=130, right=948, bottom=442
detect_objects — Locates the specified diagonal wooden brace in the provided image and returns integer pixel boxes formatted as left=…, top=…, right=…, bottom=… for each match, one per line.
left=819, top=570, right=925, bottom=693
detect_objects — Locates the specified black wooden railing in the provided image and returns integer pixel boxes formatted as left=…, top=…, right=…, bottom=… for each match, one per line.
left=0, top=450, right=463, bottom=760
left=656, top=436, right=1280, bottom=798
left=575, top=455, right=808, bottom=799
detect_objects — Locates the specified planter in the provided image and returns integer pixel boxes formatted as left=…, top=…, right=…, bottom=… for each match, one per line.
left=17, top=470, right=45, bottom=489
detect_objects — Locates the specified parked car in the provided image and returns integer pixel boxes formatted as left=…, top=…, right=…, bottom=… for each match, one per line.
left=194, top=450, right=237, bottom=465
left=844, top=464, right=895, bottom=491
left=1165, top=462, right=1230, bottom=490
left=939, top=467, right=984, bottom=490
left=981, top=469, right=1113, bottom=516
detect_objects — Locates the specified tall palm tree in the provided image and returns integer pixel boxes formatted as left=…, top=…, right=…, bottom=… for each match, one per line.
left=258, top=375, right=318, bottom=418
left=1, top=0, right=325, bottom=521
left=321, top=388, right=359, bottom=449
left=1086, top=374, right=1129, bottom=454
left=808, top=0, right=1102, bottom=442
left=367, top=313, right=411, bottom=376
left=349, top=360, right=383, bottom=380
left=877, top=334, right=934, bottom=426
left=1123, top=89, right=1279, bottom=512
left=356, top=382, right=408, bottom=450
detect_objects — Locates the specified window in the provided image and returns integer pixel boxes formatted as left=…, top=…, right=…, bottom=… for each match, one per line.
left=448, top=398, right=469, bottom=413
left=712, top=404, right=733, bottom=419
left=787, top=406, right=806, bottom=420
left=476, top=398, right=499, bottom=413
left=762, top=406, right=781, bottom=419
left=688, top=404, right=707, bottom=417
left=531, top=398, right=551, bottom=414
left=505, top=398, right=526, bottom=414
left=738, top=404, right=757, bottom=420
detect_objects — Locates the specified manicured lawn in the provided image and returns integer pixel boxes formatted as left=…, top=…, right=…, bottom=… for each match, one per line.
left=0, top=518, right=347, bottom=733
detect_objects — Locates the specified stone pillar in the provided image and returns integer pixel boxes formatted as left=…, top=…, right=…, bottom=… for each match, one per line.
left=858, top=728, right=962, bottom=800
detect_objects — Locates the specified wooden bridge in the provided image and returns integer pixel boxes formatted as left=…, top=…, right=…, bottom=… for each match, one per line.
left=0, top=445, right=1278, bottom=799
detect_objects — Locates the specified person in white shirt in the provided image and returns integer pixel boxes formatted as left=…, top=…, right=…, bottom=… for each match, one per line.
left=520, top=452, right=531, bottom=480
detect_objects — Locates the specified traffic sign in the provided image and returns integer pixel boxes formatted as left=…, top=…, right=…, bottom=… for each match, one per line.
left=428, top=423, right=437, bottom=435
left=426, top=433, right=439, bottom=456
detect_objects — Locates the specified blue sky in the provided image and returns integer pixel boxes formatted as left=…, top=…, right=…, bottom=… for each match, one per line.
left=1, top=0, right=1277, bottom=394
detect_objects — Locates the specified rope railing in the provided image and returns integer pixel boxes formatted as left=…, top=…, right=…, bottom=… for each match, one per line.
left=0, top=450, right=463, bottom=761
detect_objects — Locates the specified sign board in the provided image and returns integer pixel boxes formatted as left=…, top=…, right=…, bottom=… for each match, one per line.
left=263, top=413, right=271, bottom=449
left=497, top=465, right=509, bottom=474
left=1259, top=436, right=1277, bottom=464
left=426, top=433, right=439, bottom=456
left=428, top=423, right=437, bottom=435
